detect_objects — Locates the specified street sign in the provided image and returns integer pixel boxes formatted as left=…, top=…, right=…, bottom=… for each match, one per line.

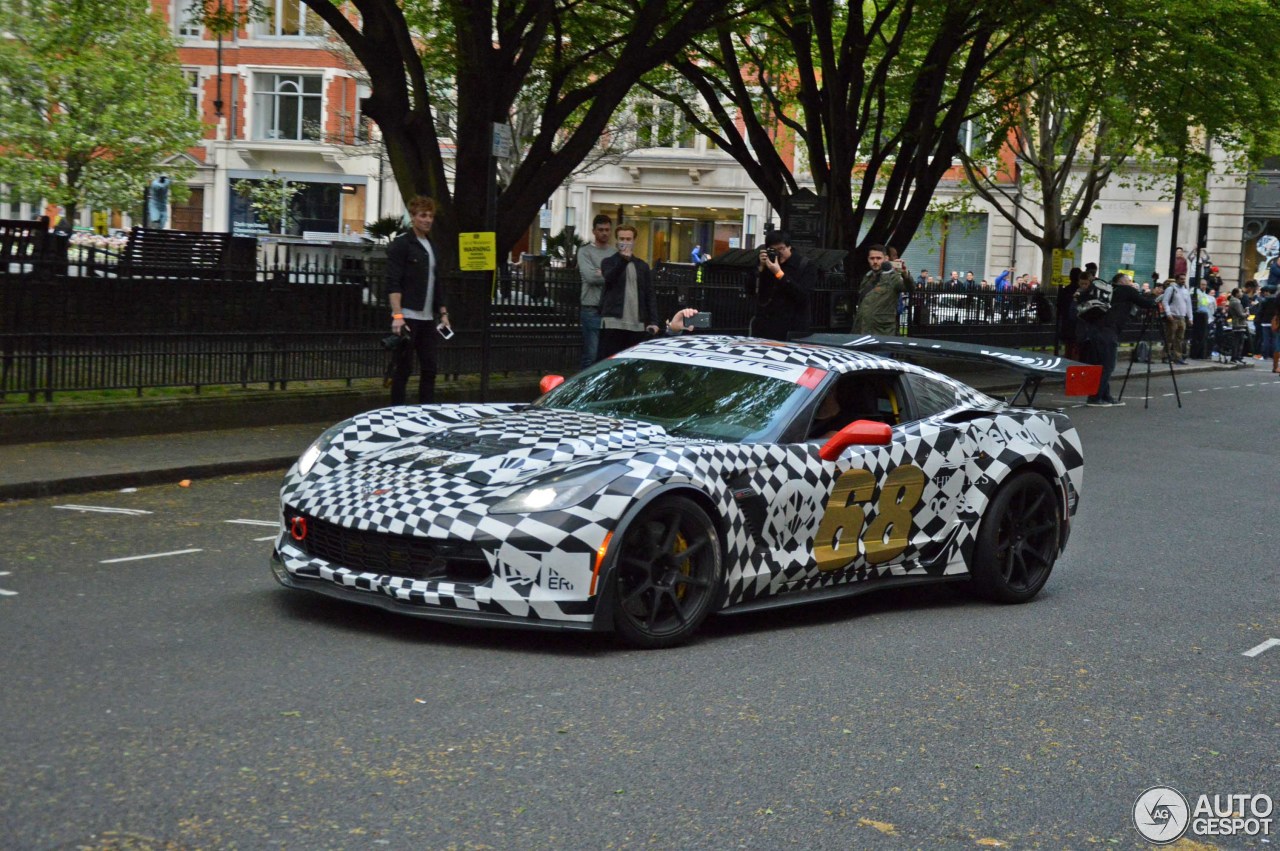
left=1120, top=242, right=1136, bottom=265
left=1051, top=248, right=1074, bottom=288
left=492, top=123, right=514, bottom=159
left=459, top=231, right=496, bottom=271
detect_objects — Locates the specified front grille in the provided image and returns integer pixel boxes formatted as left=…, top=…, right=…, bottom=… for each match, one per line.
left=284, top=507, right=491, bottom=584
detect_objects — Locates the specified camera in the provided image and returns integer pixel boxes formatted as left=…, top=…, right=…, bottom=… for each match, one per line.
left=381, top=333, right=409, bottom=351
left=766, top=248, right=778, bottom=262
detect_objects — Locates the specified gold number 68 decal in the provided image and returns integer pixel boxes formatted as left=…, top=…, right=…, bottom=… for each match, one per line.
left=813, top=464, right=926, bottom=571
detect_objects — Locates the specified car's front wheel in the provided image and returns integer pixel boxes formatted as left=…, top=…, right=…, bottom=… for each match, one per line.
left=612, top=495, right=722, bottom=649
left=971, top=471, right=1060, bottom=603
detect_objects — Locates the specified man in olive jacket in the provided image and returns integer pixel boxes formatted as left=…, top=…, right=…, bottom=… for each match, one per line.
left=387, top=195, right=450, bottom=404
left=852, top=243, right=912, bottom=335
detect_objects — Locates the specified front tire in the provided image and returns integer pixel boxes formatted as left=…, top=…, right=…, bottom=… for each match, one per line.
left=970, top=471, right=1060, bottom=603
left=611, top=496, right=722, bottom=649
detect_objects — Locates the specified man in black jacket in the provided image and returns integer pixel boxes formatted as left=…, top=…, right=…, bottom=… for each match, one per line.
left=597, top=224, right=659, bottom=361
left=1076, top=272, right=1158, bottom=407
left=387, top=196, right=450, bottom=404
left=751, top=229, right=815, bottom=341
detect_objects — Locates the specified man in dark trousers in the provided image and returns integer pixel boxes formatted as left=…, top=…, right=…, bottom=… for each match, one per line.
left=387, top=195, right=450, bottom=404
left=1076, top=272, right=1157, bottom=407
left=597, top=224, right=660, bottom=360
left=751, top=229, right=815, bottom=340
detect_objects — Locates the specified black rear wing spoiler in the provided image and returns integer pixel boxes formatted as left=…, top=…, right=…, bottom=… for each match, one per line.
left=795, top=333, right=1102, bottom=405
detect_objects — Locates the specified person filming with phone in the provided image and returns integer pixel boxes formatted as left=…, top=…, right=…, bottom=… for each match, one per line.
left=597, top=224, right=660, bottom=361
left=387, top=195, right=451, bottom=405
left=852, top=243, right=912, bottom=335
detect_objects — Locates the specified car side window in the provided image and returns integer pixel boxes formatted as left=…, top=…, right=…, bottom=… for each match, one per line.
left=806, top=373, right=903, bottom=439
left=904, top=373, right=960, bottom=420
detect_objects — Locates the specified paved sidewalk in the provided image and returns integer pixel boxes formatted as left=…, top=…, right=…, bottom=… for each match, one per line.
left=0, top=358, right=1251, bottom=502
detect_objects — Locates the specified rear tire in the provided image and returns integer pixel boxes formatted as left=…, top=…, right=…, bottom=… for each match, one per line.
left=611, top=496, right=722, bottom=649
left=970, top=471, right=1060, bottom=603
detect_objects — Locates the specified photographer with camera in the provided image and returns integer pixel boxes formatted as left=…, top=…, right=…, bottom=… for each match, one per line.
left=852, top=244, right=912, bottom=335
left=750, top=230, right=815, bottom=341
left=1076, top=272, right=1158, bottom=407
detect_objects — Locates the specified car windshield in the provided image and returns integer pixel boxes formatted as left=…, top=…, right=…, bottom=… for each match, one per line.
left=535, top=354, right=812, bottom=442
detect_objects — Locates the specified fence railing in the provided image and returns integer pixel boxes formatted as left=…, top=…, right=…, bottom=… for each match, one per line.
left=1, top=256, right=1066, bottom=401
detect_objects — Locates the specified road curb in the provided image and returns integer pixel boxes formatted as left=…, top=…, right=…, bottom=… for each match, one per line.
left=0, top=456, right=297, bottom=502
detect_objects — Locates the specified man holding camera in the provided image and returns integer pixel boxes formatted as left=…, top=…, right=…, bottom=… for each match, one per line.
left=852, top=244, right=912, bottom=335
left=387, top=195, right=450, bottom=405
left=1076, top=272, right=1157, bottom=407
left=750, top=230, right=815, bottom=341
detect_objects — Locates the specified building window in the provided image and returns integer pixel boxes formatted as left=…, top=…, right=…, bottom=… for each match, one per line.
left=256, top=0, right=326, bottom=38
left=175, top=0, right=202, bottom=38
left=252, top=73, right=323, bottom=141
left=638, top=101, right=695, bottom=150
left=957, top=119, right=986, bottom=157
left=184, top=70, right=201, bottom=117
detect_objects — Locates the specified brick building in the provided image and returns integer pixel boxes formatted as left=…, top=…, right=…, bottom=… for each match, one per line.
left=159, top=0, right=389, bottom=236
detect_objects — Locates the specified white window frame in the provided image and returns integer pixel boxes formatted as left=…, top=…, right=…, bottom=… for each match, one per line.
left=255, top=0, right=326, bottom=38
left=183, top=69, right=202, bottom=117
left=175, top=0, right=202, bottom=38
left=251, top=72, right=325, bottom=142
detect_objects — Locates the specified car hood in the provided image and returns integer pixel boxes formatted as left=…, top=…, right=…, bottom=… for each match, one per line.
left=338, top=406, right=696, bottom=488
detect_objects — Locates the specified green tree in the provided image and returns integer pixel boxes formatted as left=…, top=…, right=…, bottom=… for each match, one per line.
left=268, top=0, right=751, bottom=261
left=234, top=170, right=307, bottom=234
left=958, top=0, right=1280, bottom=287
left=0, top=0, right=204, bottom=227
left=644, top=0, right=1048, bottom=274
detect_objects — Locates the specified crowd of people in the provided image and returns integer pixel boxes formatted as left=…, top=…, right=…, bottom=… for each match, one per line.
left=384, top=199, right=1280, bottom=405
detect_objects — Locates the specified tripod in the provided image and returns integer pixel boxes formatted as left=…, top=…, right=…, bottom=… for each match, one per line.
left=1118, top=308, right=1182, bottom=409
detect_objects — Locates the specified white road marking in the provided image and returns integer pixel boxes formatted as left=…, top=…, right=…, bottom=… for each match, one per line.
left=0, top=571, right=15, bottom=596
left=55, top=505, right=153, bottom=516
left=1242, top=638, right=1280, bottom=658
left=225, top=519, right=278, bottom=527
left=100, top=549, right=203, bottom=564
left=254, top=535, right=277, bottom=542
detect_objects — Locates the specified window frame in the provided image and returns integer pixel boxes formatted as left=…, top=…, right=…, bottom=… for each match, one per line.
left=251, top=72, right=325, bottom=142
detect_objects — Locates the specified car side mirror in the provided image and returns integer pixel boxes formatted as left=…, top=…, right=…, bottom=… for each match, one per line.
left=539, top=374, right=565, bottom=395
left=819, top=419, right=892, bottom=461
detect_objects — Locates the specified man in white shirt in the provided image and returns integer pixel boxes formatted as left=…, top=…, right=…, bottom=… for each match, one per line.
left=1160, top=276, right=1192, bottom=364
left=576, top=215, right=616, bottom=369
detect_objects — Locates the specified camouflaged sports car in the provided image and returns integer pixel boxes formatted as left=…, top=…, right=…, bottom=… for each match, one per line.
left=270, top=334, right=1100, bottom=648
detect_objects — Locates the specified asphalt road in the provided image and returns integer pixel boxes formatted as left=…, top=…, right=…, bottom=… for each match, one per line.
left=1, top=368, right=1276, bottom=850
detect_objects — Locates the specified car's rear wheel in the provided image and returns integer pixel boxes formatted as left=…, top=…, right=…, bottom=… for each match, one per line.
left=612, top=496, right=722, bottom=649
left=971, top=471, right=1060, bottom=603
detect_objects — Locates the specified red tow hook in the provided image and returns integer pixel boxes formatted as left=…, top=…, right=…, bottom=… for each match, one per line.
left=290, top=516, right=308, bottom=541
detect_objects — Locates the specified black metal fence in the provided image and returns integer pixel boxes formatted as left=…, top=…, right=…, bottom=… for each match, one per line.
left=1, top=239, right=1063, bottom=401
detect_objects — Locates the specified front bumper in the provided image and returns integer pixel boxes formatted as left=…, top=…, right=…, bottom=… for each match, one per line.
left=270, top=544, right=602, bottom=633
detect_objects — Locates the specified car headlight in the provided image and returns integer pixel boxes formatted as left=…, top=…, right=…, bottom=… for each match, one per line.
left=490, top=463, right=629, bottom=515
left=297, top=421, right=351, bottom=477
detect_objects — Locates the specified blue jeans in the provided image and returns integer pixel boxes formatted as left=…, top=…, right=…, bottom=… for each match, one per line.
left=1080, top=324, right=1118, bottom=401
left=1261, top=325, right=1276, bottom=358
left=580, top=307, right=602, bottom=369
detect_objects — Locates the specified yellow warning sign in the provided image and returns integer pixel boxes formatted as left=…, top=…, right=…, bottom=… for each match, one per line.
left=459, top=232, right=496, bottom=271
left=1051, top=248, right=1074, bottom=289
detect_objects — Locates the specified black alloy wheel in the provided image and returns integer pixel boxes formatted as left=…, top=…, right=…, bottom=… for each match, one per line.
left=612, top=495, right=722, bottom=649
left=971, top=471, right=1061, bottom=603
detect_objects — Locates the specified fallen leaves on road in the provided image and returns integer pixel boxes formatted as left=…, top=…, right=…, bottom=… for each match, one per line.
left=857, top=817, right=898, bottom=835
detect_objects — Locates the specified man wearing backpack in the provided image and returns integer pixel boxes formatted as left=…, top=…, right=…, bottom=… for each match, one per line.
left=1076, top=272, right=1159, bottom=407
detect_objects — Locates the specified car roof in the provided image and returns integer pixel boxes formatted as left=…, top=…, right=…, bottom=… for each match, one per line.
left=624, top=334, right=921, bottom=376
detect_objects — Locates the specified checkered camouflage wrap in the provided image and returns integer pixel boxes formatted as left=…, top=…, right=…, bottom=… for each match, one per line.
left=273, top=336, right=1084, bottom=631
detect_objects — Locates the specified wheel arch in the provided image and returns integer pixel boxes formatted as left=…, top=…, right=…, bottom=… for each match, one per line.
left=995, top=457, right=1070, bottom=545
left=590, top=482, right=729, bottom=633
